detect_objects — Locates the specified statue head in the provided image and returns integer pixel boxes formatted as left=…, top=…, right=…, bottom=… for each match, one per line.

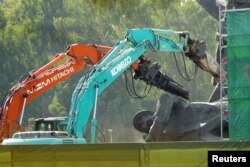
left=133, top=110, right=154, bottom=133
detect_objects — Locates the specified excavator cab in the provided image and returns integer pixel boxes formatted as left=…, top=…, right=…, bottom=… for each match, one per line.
left=34, top=117, right=68, bottom=131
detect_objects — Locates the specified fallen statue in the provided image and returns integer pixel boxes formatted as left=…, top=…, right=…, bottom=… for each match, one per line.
left=133, top=93, right=228, bottom=142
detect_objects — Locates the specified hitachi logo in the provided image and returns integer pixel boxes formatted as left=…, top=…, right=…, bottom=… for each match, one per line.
left=111, top=56, right=132, bottom=77
left=27, top=67, right=74, bottom=95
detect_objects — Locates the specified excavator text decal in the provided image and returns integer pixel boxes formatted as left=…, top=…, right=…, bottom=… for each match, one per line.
left=27, top=67, right=74, bottom=95
left=111, top=56, right=132, bottom=77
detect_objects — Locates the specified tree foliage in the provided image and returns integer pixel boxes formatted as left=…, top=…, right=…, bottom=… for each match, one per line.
left=0, top=0, right=218, bottom=142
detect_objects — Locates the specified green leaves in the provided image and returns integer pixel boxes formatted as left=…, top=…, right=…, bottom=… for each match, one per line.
left=48, top=95, right=67, bottom=117
left=1, top=0, right=218, bottom=142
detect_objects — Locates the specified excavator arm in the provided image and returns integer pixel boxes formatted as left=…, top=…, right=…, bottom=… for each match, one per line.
left=0, top=44, right=112, bottom=142
left=67, top=28, right=224, bottom=143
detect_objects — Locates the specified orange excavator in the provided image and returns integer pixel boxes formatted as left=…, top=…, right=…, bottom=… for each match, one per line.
left=0, top=44, right=112, bottom=142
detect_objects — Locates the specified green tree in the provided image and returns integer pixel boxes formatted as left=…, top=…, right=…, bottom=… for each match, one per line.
left=48, top=95, right=67, bottom=117
left=0, top=0, right=218, bottom=142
